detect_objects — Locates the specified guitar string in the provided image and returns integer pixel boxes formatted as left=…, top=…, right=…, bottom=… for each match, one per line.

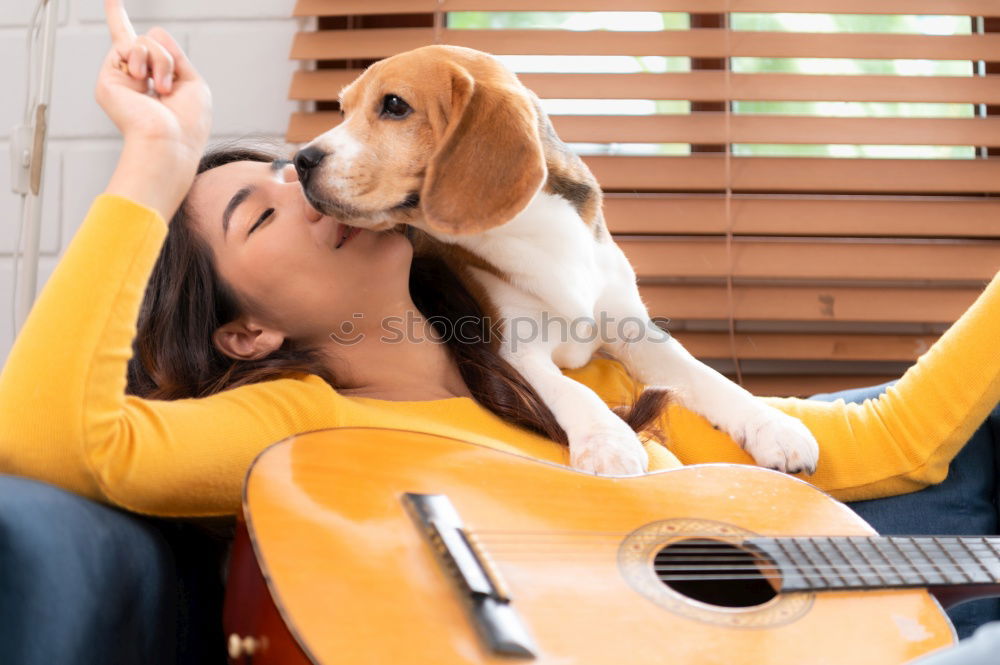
left=475, top=545, right=996, bottom=561
left=472, top=531, right=1000, bottom=546
left=475, top=559, right=997, bottom=571
left=473, top=550, right=993, bottom=581
left=476, top=550, right=996, bottom=566
left=485, top=561, right=994, bottom=583
left=475, top=541, right=1000, bottom=553
left=475, top=540, right=1000, bottom=549
left=469, top=533, right=1000, bottom=575
left=476, top=564, right=993, bottom=579
left=418, top=557, right=993, bottom=583
left=473, top=530, right=1000, bottom=541
left=647, top=562, right=984, bottom=573
left=475, top=540, right=1000, bottom=561
left=473, top=545, right=999, bottom=576
left=481, top=559, right=993, bottom=576
left=657, top=575, right=968, bottom=590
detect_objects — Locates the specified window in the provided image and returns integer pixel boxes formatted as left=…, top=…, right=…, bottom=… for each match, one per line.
left=288, top=1, right=1000, bottom=396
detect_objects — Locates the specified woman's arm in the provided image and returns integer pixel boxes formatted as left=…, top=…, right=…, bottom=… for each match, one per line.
left=0, top=9, right=206, bottom=489
left=0, top=194, right=166, bottom=500
left=0, top=7, right=367, bottom=518
left=662, top=272, right=1000, bottom=501
left=0, top=191, right=343, bottom=516
left=0, top=5, right=244, bottom=515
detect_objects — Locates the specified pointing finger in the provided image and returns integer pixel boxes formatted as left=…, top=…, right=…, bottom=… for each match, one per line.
left=104, top=0, right=136, bottom=55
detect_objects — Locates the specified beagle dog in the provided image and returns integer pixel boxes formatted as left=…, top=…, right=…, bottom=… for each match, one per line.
left=293, top=44, right=819, bottom=476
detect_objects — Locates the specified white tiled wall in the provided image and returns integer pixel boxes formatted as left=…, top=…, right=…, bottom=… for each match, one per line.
left=0, top=0, right=305, bottom=362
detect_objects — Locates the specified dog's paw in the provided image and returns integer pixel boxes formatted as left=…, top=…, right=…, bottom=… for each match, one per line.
left=733, top=409, right=819, bottom=475
left=569, top=426, right=649, bottom=476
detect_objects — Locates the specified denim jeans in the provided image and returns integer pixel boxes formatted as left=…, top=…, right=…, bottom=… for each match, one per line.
left=0, top=475, right=227, bottom=664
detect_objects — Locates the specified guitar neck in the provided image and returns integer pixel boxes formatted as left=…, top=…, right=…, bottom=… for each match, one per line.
left=751, top=536, right=1000, bottom=593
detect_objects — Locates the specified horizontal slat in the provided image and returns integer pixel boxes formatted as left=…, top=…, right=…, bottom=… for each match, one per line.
left=290, top=70, right=363, bottom=100
left=292, top=29, right=433, bottom=60
left=583, top=156, right=1000, bottom=193
left=448, top=0, right=711, bottom=9
left=718, top=73, right=998, bottom=105
left=620, top=237, right=1000, bottom=281
left=283, top=113, right=1000, bottom=232
left=288, top=111, right=338, bottom=142
left=605, top=195, right=1000, bottom=237
left=291, top=70, right=1000, bottom=105
left=292, top=0, right=705, bottom=14
left=283, top=115, right=1000, bottom=230
left=553, top=115, right=1000, bottom=146
left=639, top=284, right=981, bottom=322
left=718, top=31, right=1000, bottom=61
left=737, top=374, right=899, bottom=398
left=288, top=111, right=1000, bottom=149
left=727, top=0, right=998, bottom=13
left=277, top=115, right=1000, bottom=233
left=293, top=0, right=1000, bottom=17
left=673, top=331, right=938, bottom=361
left=294, top=0, right=439, bottom=14
left=280, top=121, right=1000, bottom=193
left=291, top=29, right=1000, bottom=61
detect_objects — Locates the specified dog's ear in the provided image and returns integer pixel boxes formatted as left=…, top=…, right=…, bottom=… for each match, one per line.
left=421, top=64, right=546, bottom=235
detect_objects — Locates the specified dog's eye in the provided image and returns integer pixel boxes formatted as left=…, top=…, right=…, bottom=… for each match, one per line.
left=381, top=94, right=412, bottom=119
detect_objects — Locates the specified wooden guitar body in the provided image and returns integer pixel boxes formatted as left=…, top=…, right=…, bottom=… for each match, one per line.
left=224, top=427, right=960, bottom=664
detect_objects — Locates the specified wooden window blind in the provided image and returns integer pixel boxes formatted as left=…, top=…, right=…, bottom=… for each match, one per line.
left=286, top=1, right=1000, bottom=397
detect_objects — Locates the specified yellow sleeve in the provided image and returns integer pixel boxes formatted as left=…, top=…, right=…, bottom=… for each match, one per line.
left=0, top=195, right=338, bottom=517
left=660, top=273, right=1000, bottom=501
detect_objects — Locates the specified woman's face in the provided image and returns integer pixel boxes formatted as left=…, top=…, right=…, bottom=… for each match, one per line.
left=187, top=159, right=413, bottom=347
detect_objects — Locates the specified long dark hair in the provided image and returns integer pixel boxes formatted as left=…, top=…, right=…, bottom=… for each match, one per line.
left=126, top=141, right=668, bottom=445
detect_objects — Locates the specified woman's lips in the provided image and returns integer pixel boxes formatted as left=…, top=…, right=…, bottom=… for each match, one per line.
left=334, top=223, right=361, bottom=249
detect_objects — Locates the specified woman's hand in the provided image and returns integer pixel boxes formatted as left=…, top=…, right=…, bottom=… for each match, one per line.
left=97, top=0, right=211, bottom=159
left=98, top=0, right=212, bottom=220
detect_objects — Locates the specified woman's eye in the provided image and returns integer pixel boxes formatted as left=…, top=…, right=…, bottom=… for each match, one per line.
left=248, top=208, right=274, bottom=236
left=380, top=94, right=412, bottom=119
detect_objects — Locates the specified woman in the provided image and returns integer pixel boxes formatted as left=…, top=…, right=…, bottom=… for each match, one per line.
left=0, top=3, right=998, bottom=663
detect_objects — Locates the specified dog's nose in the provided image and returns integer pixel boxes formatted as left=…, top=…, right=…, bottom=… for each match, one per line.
left=293, top=145, right=326, bottom=183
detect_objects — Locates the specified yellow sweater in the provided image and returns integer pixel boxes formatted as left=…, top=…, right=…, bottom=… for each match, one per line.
left=1, top=195, right=999, bottom=517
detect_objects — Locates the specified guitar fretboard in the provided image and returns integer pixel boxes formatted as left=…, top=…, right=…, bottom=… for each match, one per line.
left=748, top=536, right=1000, bottom=592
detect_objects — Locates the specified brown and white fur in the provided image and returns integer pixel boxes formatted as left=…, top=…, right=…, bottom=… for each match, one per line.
left=294, top=45, right=819, bottom=476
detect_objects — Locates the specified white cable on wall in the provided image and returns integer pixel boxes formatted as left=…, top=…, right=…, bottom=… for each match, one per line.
left=10, top=0, right=59, bottom=338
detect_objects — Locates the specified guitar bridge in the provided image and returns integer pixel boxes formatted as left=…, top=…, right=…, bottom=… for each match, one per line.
left=403, top=493, right=537, bottom=659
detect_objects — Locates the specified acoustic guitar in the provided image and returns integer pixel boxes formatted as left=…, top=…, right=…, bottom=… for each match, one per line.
left=223, top=427, right=1000, bottom=664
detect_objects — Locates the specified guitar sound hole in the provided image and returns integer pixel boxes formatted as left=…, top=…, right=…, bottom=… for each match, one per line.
left=655, top=539, right=778, bottom=608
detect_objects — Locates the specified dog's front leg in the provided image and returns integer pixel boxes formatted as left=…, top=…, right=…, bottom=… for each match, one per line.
left=609, top=325, right=819, bottom=474
left=502, top=349, right=649, bottom=475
